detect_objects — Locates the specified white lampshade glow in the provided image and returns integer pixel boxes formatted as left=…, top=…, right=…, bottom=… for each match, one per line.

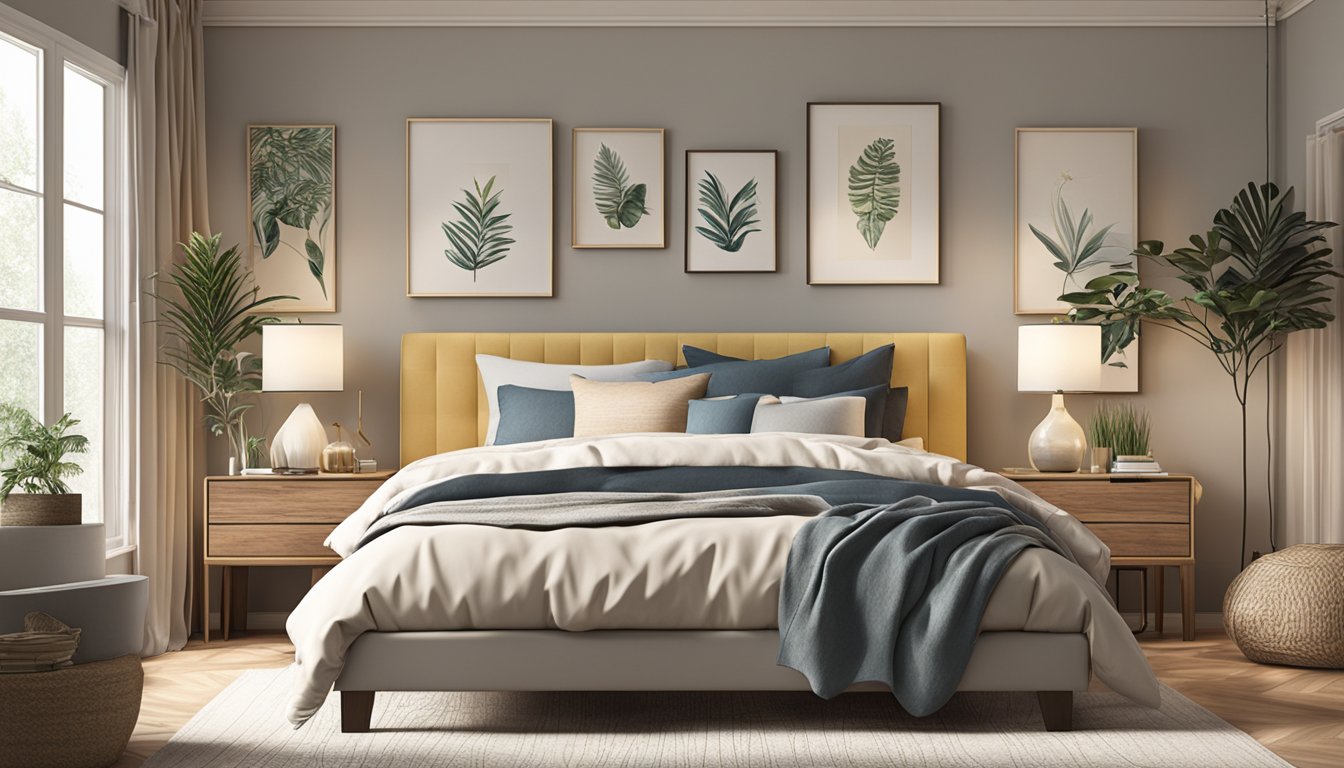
left=262, top=324, right=344, bottom=392
left=1017, top=324, right=1101, bottom=393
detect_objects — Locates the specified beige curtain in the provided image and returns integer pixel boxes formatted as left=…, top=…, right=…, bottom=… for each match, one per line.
left=127, top=0, right=210, bottom=655
left=1283, top=129, right=1344, bottom=546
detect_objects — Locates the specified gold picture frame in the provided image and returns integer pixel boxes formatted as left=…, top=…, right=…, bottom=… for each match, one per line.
left=571, top=127, right=665, bottom=249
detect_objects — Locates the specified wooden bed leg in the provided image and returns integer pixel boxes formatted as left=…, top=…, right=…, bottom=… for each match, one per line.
left=1037, top=691, right=1073, bottom=732
left=341, top=690, right=375, bottom=733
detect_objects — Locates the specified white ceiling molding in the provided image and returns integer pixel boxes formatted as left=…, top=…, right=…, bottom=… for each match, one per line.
left=201, top=0, right=1285, bottom=28
left=1277, top=0, right=1317, bottom=19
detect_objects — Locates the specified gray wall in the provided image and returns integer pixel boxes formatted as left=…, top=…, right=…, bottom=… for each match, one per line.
left=1279, top=0, right=1344, bottom=195
left=204, top=25, right=1269, bottom=616
left=2, top=0, right=123, bottom=63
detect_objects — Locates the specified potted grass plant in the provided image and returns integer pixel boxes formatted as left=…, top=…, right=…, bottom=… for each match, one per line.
left=1086, top=401, right=1151, bottom=472
left=0, top=404, right=90, bottom=526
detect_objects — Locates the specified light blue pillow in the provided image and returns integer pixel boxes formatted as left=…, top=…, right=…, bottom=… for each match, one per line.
left=685, top=394, right=767, bottom=434
left=641, top=347, right=831, bottom=397
left=493, top=385, right=574, bottom=445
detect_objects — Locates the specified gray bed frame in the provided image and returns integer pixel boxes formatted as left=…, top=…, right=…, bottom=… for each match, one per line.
left=334, top=629, right=1087, bottom=732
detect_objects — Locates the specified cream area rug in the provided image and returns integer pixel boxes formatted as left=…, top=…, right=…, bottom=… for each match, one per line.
left=143, top=667, right=1290, bottom=768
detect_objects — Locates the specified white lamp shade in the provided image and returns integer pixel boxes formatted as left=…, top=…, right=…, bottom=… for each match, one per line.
left=1017, top=324, right=1101, bottom=393
left=262, top=325, right=344, bottom=392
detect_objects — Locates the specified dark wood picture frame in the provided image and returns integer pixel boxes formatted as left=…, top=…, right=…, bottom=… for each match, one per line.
left=684, top=149, right=779, bottom=274
left=806, top=101, right=942, bottom=285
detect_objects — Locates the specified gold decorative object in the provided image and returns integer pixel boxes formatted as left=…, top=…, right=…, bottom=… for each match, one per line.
left=321, top=422, right=356, bottom=474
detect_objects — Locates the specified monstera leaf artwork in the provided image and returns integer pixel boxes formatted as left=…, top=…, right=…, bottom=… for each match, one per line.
left=442, top=176, right=514, bottom=282
left=592, top=144, right=650, bottom=230
left=847, top=137, right=901, bottom=250
left=248, top=126, right=334, bottom=299
left=694, top=171, right=760, bottom=253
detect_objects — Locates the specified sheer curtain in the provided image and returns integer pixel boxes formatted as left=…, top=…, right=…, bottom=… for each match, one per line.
left=1283, top=128, right=1344, bottom=545
left=126, top=0, right=210, bottom=655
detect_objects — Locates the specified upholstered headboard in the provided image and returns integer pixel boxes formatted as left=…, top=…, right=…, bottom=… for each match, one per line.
left=400, top=332, right=967, bottom=464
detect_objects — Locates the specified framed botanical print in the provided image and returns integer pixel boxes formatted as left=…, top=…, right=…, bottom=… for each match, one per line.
left=572, top=127, right=665, bottom=249
left=807, top=103, right=940, bottom=285
left=684, top=150, right=777, bottom=273
left=1015, top=127, right=1138, bottom=392
left=406, top=118, right=553, bottom=297
left=247, top=124, right=336, bottom=312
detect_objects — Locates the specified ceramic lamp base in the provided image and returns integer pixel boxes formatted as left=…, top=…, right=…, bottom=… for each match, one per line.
left=1028, top=393, right=1087, bottom=473
left=270, top=403, right=327, bottom=472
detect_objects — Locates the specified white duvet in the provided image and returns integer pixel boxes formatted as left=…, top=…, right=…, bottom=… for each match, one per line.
left=288, top=433, right=1160, bottom=724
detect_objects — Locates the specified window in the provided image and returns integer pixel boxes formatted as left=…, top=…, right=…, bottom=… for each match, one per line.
left=0, top=8, right=128, bottom=550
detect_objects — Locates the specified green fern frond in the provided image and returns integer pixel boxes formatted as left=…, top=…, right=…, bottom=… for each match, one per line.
left=442, top=176, right=515, bottom=282
left=847, top=137, right=900, bottom=250
left=593, top=144, right=650, bottom=230
left=694, top=172, right=760, bottom=253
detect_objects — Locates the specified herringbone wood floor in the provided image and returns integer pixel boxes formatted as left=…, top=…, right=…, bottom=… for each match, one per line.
left=111, top=631, right=1343, bottom=768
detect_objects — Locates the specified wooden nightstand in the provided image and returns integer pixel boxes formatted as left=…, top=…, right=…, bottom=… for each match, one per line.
left=1005, top=471, right=1200, bottom=641
left=202, top=470, right=394, bottom=642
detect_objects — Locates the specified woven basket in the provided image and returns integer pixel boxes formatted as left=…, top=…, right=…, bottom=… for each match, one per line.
left=0, top=494, right=81, bottom=526
left=0, top=654, right=142, bottom=768
left=1224, top=544, right=1344, bottom=669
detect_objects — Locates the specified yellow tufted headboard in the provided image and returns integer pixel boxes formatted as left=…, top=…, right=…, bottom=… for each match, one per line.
left=401, top=332, right=967, bottom=464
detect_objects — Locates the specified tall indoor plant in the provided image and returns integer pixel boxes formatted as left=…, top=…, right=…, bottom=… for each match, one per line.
left=149, top=232, right=293, bottom=472
left=1062, top=183, right=1338, bottom=568
left=0, top=404, right=89, bottom=525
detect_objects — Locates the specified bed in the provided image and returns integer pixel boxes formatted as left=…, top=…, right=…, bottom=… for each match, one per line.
left=286, top=332, right=1159, bottom=734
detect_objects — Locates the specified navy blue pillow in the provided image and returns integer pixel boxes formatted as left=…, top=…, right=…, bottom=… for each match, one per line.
left=885, top=386, right=909, bottom=441
left=493, top=385, right=574, bottom=445
left=685, top=394, right=767, bottom=434
left=792, top=344, right=894, bottom=397
left=640, top=347, right=831, bottom=397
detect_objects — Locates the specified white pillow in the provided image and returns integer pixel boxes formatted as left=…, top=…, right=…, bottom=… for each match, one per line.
left=751, top=395, right=867, bottom=438
left=476, top=355, right=674, bottom=444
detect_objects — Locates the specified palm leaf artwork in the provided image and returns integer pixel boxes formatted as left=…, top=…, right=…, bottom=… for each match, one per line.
left=442, top=176, right=515, bottom=282
left=847, top=137, right=901, bottom=250
left=592, top=144, right=649, bottom=230
left=248, top=126, right=334, bottom=298
left=694, top=172, right=760, bottom=253
left=1029, top=173, right=1126, bottom=297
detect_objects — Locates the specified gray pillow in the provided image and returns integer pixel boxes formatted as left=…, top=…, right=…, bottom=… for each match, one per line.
left=639, top=347, right=831, bottom=397
left=493, top=385, right=574, bottom=445
left=685, top=394, right=767, bottom=434
left=751, top=396, right=867, bottom=438
left=782, top=384, right=887, bottom=438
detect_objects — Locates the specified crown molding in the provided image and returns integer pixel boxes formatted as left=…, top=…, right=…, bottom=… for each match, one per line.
left=1277, top=0, right=1316, bottom=19
left=201, top=1, right=1282, bottom=28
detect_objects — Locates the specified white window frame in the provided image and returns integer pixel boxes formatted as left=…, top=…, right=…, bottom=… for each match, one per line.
left=0, top=4, right=131, bottom=554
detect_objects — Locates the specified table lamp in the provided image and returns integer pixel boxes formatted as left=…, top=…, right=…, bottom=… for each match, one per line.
left=1017, top=324, right=1100, bottom=472
left=262, top=324, right=344, bottom=473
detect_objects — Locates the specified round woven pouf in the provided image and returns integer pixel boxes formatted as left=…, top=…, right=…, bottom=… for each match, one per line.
left=1224, top=544, right=1344, bottom=669
left=0, top=654, right=143, bottom=768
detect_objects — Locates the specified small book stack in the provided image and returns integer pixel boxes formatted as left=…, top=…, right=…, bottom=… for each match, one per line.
left=1111, top=455, right=1166, bottom=475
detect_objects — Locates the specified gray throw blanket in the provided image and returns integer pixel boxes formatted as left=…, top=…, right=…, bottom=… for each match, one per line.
left=778, top=496, right=1065, bottom=717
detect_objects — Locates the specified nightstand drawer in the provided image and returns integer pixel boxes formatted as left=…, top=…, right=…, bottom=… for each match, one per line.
left=208, top=524, right=337, bottom=557
left=1087, top=523, right=1189, bottom=557
left=207, top=479, right=382, bottom=524
left=1023, top=480, right=1189, bottom=523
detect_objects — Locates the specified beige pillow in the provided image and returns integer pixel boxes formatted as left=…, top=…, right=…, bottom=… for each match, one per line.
left=570, top=373, right=710, bottom=437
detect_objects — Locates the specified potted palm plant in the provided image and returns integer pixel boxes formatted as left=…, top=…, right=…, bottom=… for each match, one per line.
left=1062, top=183, right=1338, bottom=568
left=147, top=232, right=293, bottom=473
left=0, top=404, right=90, bottom=526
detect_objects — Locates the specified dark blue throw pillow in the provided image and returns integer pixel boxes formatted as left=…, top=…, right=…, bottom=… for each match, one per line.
left=639, top=346, right=831, bottom=397
left=493, top=385, right=575, bottom=445
left=792, top=344, right=894, bottom=397
left=685, top=394, right=767, bottom=434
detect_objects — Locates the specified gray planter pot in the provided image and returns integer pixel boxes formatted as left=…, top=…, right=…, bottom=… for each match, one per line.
left=0, top=494, right=82, bottom=526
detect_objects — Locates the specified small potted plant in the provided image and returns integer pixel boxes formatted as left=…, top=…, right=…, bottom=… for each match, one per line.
left=0, top=404, right=90, bottom=526
left=1087, top=401, right=1152, bottom=472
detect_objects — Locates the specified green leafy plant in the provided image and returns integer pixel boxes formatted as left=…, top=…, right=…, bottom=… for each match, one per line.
left=694, top=172, right=760, bottom=253
left=442, top=176, right=514, bottom=281
left=0, top=404, right=88, bottom=499
left=1030, top=174, right=1125, bottom=297
left=1062, top=183, right=1339, bottom=567
left=1086, top=401, right=1150, bottom=457
left=248, top=126, right=334, bottom=297
left=148, top=232, right=293, bottom=470
left=848, top=137, right=900, bottom=250
left=592, top=144, right=649, bottom=230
